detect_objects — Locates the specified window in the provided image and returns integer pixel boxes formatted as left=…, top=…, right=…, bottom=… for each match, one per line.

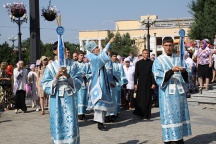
left=156, top=37, right=162, bottom=45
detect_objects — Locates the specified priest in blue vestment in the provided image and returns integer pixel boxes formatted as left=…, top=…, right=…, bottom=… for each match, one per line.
left=106, top=52, right=128, bottom=122
left=85, top=38, right=115, bottom=131
left=152, top=37, right=192, bottom=144
left=41, top=41, right=83, bottom=144
left=76, top=50, right=91, bottom=120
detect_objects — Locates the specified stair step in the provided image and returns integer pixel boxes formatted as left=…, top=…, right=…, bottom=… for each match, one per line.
left=192, top=94, right=216, bottom=98
left=187, top=98, right=216, bottom=104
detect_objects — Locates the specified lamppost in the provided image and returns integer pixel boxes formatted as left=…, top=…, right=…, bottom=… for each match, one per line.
left=143, top=34, right=146, bottom=49
left=141, top=16, right=155, bottom=57
left=154, top=33, right=157, bottom=57
left=8, top=35, right=18, bottom=49
left=9, top=14, right=28, bottom=60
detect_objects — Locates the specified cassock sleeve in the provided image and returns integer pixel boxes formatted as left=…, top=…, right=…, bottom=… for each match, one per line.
left=181, top=71, right=188, bottom=83
left=151, top=72, right=156, bottom=85
left=134, top=61, right=139, bottom=85
left=164, top=69, right=174, bottom=83
left=152, top=58, right=172, bottom=89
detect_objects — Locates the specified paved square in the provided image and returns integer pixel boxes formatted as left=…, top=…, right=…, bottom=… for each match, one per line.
left=0, top=104, right=216, bottom=144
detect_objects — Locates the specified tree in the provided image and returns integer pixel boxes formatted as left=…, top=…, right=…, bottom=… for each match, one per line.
left=65, top=42, right=80, bottom=55
left=0, top=38, right=80, bottom=66
left=41, top=43, right=54, bottom=60
left=0, top=42, right=15, bottom=65
left=188, top=0, right=216, bottom=42
left=104, top=32, right=137, bottom=57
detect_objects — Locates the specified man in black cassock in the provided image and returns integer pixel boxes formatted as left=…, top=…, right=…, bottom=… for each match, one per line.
left=133, top=49, right=156, bottom=119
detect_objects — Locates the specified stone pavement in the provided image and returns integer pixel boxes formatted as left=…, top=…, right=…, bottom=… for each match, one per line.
left=0, top=104, right=216, bottom=144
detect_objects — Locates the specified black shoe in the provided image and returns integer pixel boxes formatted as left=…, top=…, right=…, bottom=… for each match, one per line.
left=78, top=115, right=83, bottom=120
left=186, top=93, right=191, bottom=98
left=110, top=115, right=116, bottom=122
left=82, top=114, right=87, bottom=121
left=78, top=114, right=87, bottom=121
left=105, top=116, right=111, bottom=123
left=98, top=123, right=107, bottom=131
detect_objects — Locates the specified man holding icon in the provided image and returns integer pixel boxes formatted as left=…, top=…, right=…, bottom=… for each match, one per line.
left=152, top=37, right=192, bottom=144
left=41, top=20, right=83, bottom=143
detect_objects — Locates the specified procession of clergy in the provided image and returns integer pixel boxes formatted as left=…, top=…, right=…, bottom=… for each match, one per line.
left=28, top=35, right=190, bottom=144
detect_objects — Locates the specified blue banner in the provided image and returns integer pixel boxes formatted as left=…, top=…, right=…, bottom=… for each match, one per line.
left=56, top=26, right=65, bottom=67
left=179, top=29, right=185, bottom=68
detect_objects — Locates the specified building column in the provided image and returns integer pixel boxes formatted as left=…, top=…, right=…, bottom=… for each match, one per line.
left=171, top=36, right=175, bottom=40
left=150, top=36, right=156, bottom=56
left=162, top=37, right=165, bottom=54
left=86, top=40, right=89, bottom=54
left=98, top=39, right=102, bottom=51
left=155, top=36, right=157, bottom=57
left=79, top=40, right=84, bottom=51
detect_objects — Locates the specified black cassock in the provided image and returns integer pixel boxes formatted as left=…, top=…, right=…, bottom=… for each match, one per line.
left=133, top=59, right=156, bottom=119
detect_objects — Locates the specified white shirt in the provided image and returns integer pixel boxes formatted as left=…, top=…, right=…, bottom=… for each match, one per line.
left=127, top=56, right=138, bottom=66
left=123, top=65, right=135, bottom=89
left=212, top=54, right=216, bottom=62
left=13, top=68, right=28, bottom=91
left=212, top=47, right=216, bottom=62
left=185, top=57, right=195, bottom=67
left=193, top=47, right=199, bottom=58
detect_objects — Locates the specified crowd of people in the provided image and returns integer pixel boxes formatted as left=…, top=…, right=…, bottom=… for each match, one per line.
left=184, top=39, right=216, bottom=95
left=0, top=36, right=216, bottom=144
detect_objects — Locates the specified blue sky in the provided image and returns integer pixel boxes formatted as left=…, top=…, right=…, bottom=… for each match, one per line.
left=0, top=0, right=193, bottom=46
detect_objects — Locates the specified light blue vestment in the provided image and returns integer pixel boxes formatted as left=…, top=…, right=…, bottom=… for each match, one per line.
left=107, top=62, right=128, bottom=116
left=41, top=60, right=83, bottom=144
left=76, top=61, right=91, bottom=115
left=152, top=54, right=192, bottom=142
left=116, top=63, right=128, bottom=113
left=86, top=43, right=114, bottom=112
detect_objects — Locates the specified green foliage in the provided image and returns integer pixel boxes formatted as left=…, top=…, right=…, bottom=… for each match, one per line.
left=0, top=38, right=79, bottom=66
left=188, top=0, right=216, bottom=42
left=104, top=32, right=137, bottom=57
left=41, top=43, right=54, bottom=59
left=0, top=42, right=17, bottom=65
left=64, top=42, right=80, bottom=55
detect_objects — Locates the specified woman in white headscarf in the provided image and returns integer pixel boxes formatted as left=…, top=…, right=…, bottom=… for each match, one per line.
left=28, top=64, right=40, bottom=111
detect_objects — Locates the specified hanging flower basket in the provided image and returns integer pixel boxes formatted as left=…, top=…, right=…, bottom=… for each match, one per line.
left=41, top=4, right=59, bottom=22
left=42, top=12, right=56, bottom=21
left=3, top=2, right=27, bottom=18
left=11, top=8, right=26, bottom=18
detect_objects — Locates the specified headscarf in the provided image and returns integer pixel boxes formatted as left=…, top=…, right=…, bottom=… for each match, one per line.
left=30, top=64, right=35, bottom=70
left=201, top=40, right=207, bottom=49
left=36, top=59, right=40, bottom=66
left=124, top=58, right=130, bottom=62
